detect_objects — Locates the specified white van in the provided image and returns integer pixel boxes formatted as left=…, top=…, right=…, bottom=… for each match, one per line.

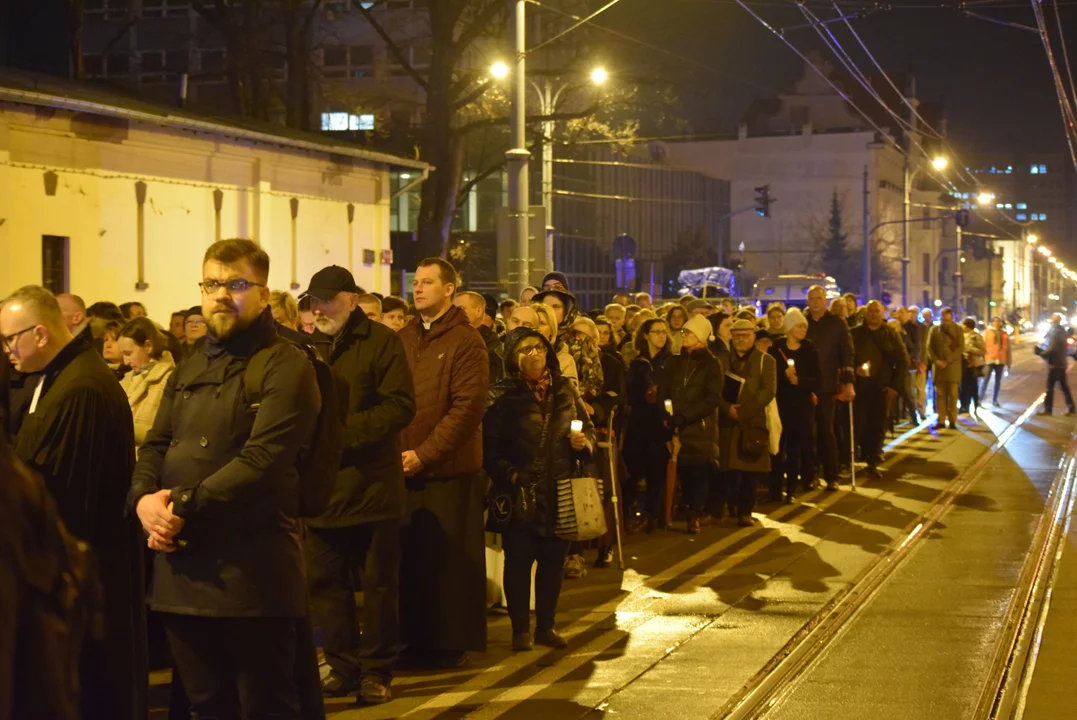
left=753, top=274, right=840, bottom=310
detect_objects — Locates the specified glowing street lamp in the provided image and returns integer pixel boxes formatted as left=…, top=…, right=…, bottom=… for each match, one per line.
left=931, top=156, right=949, bottom=171
left=977, top=192, right=995, bottom=207
left=591, top=66, right=609, bottom=85
left=1027, top=233, right=1039, bottom=244
left=490, top=61, right=509, bottom=80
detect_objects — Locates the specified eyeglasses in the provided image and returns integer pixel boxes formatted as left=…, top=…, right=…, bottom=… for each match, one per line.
left=518, top=345, right=544, bottom=357
left=185, top=318, right=206, bottom=328
left=199, top=279, right=265, bottom=295
left=2, top=326, right=36, bottom=352
left=648, top=329, right=668, bottom=337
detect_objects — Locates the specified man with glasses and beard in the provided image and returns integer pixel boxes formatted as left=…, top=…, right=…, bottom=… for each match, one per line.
left=1, top=285, right=146, bottom=720
left=130, top=238, right=322, bottom=719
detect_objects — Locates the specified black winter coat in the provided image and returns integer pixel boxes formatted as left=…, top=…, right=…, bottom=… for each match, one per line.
left=130, top=308, right=321, bottom=617
left=806, top=310, right=855, bottom=393
left=484, top=329, right=595, bottom=536
left=624, top=346, right=675, bottom=459
left=310, top=309, right=416, bottom=527
left=769, top=338, right=821, bottom=441
left=665, top=347, right=722, bottom=465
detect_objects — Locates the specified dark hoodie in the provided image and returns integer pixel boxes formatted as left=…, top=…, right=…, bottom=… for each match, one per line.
left=484, top=328, right=595, bottom=535
left=533, top=289, right=604, bottom=399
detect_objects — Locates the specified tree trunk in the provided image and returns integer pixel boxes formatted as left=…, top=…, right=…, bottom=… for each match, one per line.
left=283, top=0, right=310, bottom=130
left=68, top=0, right=85, bottom=78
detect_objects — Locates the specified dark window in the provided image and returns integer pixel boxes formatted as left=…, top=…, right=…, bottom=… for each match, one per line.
left=141, top=52, right=163, bottom=72
left=323, top=46, right=347, bottom=67
left=390, top=109, right=412, bottom=128
left=922, top=253, right=930, bottom=284
left=85, top=54, right=104, bottom=76
left=350, top=45, right=373, bottom=66
left=42, top=236, right=69, bottom=295
left=200, top=50, right=224, bottom=73
left=165, top=50, right=188, bottom=72
left=106, top=53, right=130, bottom=75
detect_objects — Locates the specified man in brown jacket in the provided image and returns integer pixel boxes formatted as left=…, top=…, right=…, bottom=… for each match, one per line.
left=398, top=257, right=490, bottom=668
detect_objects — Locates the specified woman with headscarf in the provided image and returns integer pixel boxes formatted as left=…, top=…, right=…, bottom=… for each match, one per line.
left=623, top=317, right=675, bottom=532
left=532, top=302, right=578, bottom=388
left=484, top=328, right=595, bottom=652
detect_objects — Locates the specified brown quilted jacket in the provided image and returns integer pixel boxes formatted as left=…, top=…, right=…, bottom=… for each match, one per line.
left=398, top=305, right=490, bottom=480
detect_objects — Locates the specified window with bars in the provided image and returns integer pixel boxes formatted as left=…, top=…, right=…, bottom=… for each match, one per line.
left=322, top=45, right=374, bottom=79
left=139, top=50, right=188, bottom=82
left=84, top=0, right=132, bottom=21
left=142, top=0, right=190, bottom=18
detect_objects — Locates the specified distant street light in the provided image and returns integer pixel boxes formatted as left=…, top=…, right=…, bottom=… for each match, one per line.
left=931, top=156, right=949, bottom=171
left=490, top=61, right=509, bottom=80
left=977, top=192, right=995, bottom=206
left=1027, top=233, right=1038, bottom=244
left=591, top=67, right=609, bottom=85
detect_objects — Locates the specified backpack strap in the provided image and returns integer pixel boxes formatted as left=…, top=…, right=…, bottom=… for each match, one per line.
left=244, top=338, right=290, bottom=409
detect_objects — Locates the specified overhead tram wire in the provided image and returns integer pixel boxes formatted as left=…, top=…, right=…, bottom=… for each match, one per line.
left=524, top=0, right=782, bottom=94
left=1030, top=0, right=1077, bottom=172
left=528, top=0, right=626, bottom=53
left=1052, top=0, right=1077, bottom=117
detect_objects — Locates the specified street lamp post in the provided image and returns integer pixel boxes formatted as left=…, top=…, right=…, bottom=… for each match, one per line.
left=903, top=155, right=947, bottom=306
left=506, top=1, right=531, bottom=298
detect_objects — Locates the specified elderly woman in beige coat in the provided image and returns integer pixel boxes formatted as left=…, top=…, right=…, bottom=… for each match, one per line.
left=117, top=317, right=176, bottom=449
left=717, top=319, right=777, bottom=527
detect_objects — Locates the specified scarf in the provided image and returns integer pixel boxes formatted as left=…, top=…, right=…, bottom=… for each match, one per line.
left=522, top=368, right=552, bottom=405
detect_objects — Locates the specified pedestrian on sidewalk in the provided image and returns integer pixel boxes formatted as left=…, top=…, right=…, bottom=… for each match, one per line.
left=717, top=320, right=777, bottom=526
left=768, top=308, right=821, bottom=500
left=623, top=318, right=674, bottom=532
left=398, top=258, right=490, bottom=669
left=667, top=315, right=723, bottom=533
left=132, top=238, right=332, bottom=719
left=805, top=286, right=855, bottom=490
left=484, top=328, right=595, bottom=652
left=3, top=286, right=148, bottom=720
left=928, top=307, right=964, bottom=430
left=302, top=266, right=416, bottom=704
left=982, top=316, right=1012, bottom=406
left=1036, top=313, right=1076, bottom=416
left=903, top=306, right=927, bottom=423
left=850, top=301, right=908, bottom=477
left=959, top=317, right=986, bottom=415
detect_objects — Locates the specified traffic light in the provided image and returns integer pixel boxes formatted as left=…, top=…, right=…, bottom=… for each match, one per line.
left=881, top=291, right=892, bottom=306
left=955, top=209, right=971, bottom=228
left=755, top=185, right=773, bottom=218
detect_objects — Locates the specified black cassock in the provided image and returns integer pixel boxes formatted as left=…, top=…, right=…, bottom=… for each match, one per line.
left=15, top=339, right=148, bottom=720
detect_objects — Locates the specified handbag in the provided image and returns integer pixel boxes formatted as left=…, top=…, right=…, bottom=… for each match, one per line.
left=760, top=353, right=782, bottom=455
left=555, top=466, right=609, bottom=542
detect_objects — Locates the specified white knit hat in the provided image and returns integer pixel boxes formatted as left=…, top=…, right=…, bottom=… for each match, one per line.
left=682, top=314, right=714, bottom=344
left=783, top=307, right=808, bottom=333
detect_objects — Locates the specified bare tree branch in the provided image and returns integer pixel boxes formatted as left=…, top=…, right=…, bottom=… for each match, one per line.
left=455, top=106, right=600, bottom=137
left=456, top=160, right=504, bottom=205
left=449, top=0, right=505, bottom=66
left=351, top=0, right=429, bottom=91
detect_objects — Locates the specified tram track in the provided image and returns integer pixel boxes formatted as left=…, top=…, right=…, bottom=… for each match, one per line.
left=717, top=394, right=1049, bottom=720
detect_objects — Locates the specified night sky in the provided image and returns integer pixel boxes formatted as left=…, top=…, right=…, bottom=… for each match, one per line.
left=600, top=0, right=1077, bottom=157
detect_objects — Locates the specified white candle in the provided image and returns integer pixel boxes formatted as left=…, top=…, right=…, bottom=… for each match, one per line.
left=787, top=358, right=795, bottom=368
left=861, top=362, right=870, bottom=372
left=570, top=420, right=583, bottom=433
left=664, top=400, right=674, bottom=414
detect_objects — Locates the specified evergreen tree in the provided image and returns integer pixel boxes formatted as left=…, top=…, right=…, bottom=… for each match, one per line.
left=821, top=191, right=856, bottom=291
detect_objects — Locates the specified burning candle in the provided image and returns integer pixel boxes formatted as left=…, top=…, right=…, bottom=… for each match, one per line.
left=664, top=400, right=674, bottom=414
left=570, top=420, right=583, bottom=433
left=787, top=358, right=795, bottom=368
left=861, top=362, right=870, bottom=372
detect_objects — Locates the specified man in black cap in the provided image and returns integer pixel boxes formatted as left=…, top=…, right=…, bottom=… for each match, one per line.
left=301, top=266, right=416, bottom=704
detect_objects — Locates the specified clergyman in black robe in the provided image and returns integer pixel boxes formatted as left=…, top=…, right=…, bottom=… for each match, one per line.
left=2, top=286, right=147, bottom=720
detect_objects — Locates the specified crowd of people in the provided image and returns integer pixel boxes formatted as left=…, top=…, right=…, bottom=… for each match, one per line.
left=1, top=240, right=1067, bottom=720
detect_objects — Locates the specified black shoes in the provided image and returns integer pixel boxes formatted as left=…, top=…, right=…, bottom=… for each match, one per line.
left=866, top=466, right=883, bottom=479
left=433, top=651, right=471, bottom=669
left=321, top=670, right=360, bottom=698
left=594, top=545, right=615, bottom=568
left=825, top=481, right=839, bottom=492
left=1039, top=410, right=1053, bottom=416
left=534, top=629, right=568, bottom=648
left=784, top=493, right=796, bottom=504
left=359, top=675, right=391, bottom=705
left=512, top=632, right=533, bottom=652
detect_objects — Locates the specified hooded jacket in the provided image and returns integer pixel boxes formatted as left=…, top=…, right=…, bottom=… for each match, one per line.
left=534, top=289, right=604, bottom=399
left=664, top=343, right=722, bottom=465
left=484, top=328, right=595, bottom=535
left=398, top=304, right=490, bottom=480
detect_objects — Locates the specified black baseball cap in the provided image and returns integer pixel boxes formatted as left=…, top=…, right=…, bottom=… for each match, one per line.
left=300, top=265, right=359, bottom=302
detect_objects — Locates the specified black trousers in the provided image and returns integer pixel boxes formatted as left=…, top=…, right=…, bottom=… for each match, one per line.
left=306, top=520, right=400, bottom=682
left=163, top=614, right=303, bottom=720
left=678, top=461, right=714, bottom=513
left=1045, top=367, right=1076, bottom=413
left=959, top=365, right=982, bottom=412
left=501, top=524, right=570, bottom=634
left=624, top=447, right=669, bottom=520
left=814, top=393, right=839, bottom=483
left=727, top=471, right=765, bottom=518
left=854, top=386, right=887, bottom=468
left=774, top=429, right=815, bottom=496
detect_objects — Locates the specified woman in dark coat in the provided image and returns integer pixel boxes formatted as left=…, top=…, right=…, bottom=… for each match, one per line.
left=767, top=308, right=821, bottom=501
left=623, top=318, right=675, bottom=532
left=484, top=328, right=596, bottom=652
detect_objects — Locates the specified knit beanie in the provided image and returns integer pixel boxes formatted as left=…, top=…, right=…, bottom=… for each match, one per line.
left=783, top=307, right=808, bottom=334
left=683, top=314, right=714, bottom=344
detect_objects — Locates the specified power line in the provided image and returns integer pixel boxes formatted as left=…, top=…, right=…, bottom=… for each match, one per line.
left=529, top=0, right=626, bottom=53
left=524, top=0, right=782, bottom=93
